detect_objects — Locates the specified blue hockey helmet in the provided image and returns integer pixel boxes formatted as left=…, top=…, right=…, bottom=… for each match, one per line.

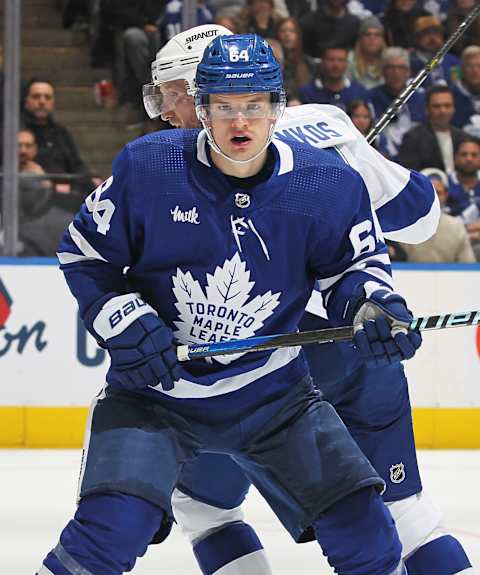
left=194, top=34, right=286, bottom=164
left=195, top=34, right=285, bottom=100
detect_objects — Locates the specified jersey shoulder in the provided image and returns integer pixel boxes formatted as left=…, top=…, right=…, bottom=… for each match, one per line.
left=122, top=129, right=201, bottom=184
left=272, top=142, right=365, bottom=221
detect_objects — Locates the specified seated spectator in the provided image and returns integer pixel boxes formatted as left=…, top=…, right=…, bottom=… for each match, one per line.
left=369, top=47, right=425, bottom=160
left=451, top=45, right=480, bottom=138
left=410, top=15, right=460, bottom=88
left=21, top=79, right=95, bottom=212
left=14, top=128, right=73, bottom=257
left=237, top=0, right=283, bottom=38
left=16, top=128, right=52, bottom=221
left=398, top=84, right=467, bottom=173
left=346, top=98, right=390, bottom=154
left=346, top=16, right=385, bottom=89
left=276, top=17, right=315, bottom=100
left=285, top=0, right=313, bottom=19
left=299, top=46, right=370, bottom=110
left=383, top=0, right=427, bottom=49
left=347, top=99, right=374, bottom=136
left=400, top=168, right=476, bottom=262
left=446, top=0, right=480, bottom=57
left=300, top=0, right=360, bottom=59
left=109, top=0, right=169, bottom=111
left=446, top=138, right=480, bottom=259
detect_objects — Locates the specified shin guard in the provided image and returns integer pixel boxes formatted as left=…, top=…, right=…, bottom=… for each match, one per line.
left=405, top=535, right=472, bottom=574
left=313, top=487, right=403, bottom=575
left=38, top=492, right=164, bottom=575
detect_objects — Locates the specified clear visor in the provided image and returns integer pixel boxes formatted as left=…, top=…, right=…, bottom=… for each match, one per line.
left=196, top=99, right=285, bottom=122
left=142, top=82, right=192, bottom=119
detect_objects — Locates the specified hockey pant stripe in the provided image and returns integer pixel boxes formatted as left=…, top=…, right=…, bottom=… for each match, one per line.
left=53, top=543, right=94, bottom=575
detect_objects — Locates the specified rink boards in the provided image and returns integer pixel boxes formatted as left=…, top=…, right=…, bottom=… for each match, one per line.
left=1, top=259, right=480, bottom=448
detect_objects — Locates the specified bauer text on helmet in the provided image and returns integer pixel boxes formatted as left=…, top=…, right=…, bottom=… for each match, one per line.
left=194, top=34, right=286, bottom=164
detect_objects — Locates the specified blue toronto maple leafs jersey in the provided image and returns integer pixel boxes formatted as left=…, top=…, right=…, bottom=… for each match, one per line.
left=58, top=130, right=392, bottom=409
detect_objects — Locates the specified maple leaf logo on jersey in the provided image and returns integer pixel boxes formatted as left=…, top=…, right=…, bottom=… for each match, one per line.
left=172, top=252, right=281, bottom=364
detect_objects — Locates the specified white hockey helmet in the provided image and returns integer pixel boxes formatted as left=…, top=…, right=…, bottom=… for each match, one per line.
left=143, top=24, right=233, bottom=119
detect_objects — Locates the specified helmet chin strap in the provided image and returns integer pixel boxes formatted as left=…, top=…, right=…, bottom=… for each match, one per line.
left=201, top=122, right=279, bottom=165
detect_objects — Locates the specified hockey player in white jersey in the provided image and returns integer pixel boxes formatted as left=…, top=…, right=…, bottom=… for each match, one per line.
left=140, top=25, right=473, bottom=575
left=38, top=33, right=414, bottom=575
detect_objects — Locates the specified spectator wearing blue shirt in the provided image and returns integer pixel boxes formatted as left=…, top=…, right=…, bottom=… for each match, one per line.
left=447, top=138, right=480, bottom=259
left=451, top=45, right=480, bottom=139
left=369, top=47, right=425, bottom=160
left=299, top=46, right=370, bottom=110
left=410, top=15, right=460, bottom=88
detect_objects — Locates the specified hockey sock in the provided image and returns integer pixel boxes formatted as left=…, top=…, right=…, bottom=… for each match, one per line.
left=313, top=486, right=404, bottom=575
left=38, top=492, right=164, bottom=575
left=193, top=521, right=272, bottom=575
left=405, top=535, right=472, bottom=574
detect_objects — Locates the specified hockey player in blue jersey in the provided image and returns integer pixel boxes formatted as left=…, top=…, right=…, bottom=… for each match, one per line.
left=140, top=25, right=473, bottom=575
left=38, top=33, right=418, bottom=575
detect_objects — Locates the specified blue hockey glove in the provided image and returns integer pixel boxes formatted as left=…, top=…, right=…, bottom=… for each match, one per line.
left=350, top=287, right=422, bottom=368
left=106, top=313, right=181, bottom=391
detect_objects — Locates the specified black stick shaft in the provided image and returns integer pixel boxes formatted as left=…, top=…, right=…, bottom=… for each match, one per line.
left=177, top=310, right=480, bottom=360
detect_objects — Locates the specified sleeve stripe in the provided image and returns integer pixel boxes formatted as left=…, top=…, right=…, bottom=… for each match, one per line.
left=68, top=222, right=108, bottom=262
left=361, top=266, right=393, bottom=287
left=318, top=253, right=391, bottom=291
left=56, top=252, right=99, bottom=265
left=382, top=193, right=441, bottom=243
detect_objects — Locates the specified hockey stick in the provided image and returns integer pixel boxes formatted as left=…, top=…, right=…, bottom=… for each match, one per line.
left=366, top=2, right=480, bottom=144
left=177, top=310, right=480, bottom=361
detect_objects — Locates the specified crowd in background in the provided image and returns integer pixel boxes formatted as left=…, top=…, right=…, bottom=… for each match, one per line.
left=0, top=0, right=480, bottom=262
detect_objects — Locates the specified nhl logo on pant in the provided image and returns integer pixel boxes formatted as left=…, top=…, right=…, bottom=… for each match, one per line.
left=235, top=193, right=251, bottom=208
left=389, top=462, right=406, bottom=484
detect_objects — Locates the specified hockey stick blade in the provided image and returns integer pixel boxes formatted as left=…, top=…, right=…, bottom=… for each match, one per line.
left=177, top=310, right=480, bottom=361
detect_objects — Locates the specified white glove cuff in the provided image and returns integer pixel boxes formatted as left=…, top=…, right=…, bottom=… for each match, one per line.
left=93, top=293, right=157, bottom=341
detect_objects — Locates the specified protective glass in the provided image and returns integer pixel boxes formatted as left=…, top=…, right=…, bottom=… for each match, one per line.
left=196, top=100, right=284, bottom=122
left=142, top=83, right=192, bottom=119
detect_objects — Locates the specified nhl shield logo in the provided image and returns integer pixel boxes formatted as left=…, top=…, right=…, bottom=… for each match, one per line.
left=235, top=193, right=251, bottom=208
left=389, top=463, right=406, bottom=484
